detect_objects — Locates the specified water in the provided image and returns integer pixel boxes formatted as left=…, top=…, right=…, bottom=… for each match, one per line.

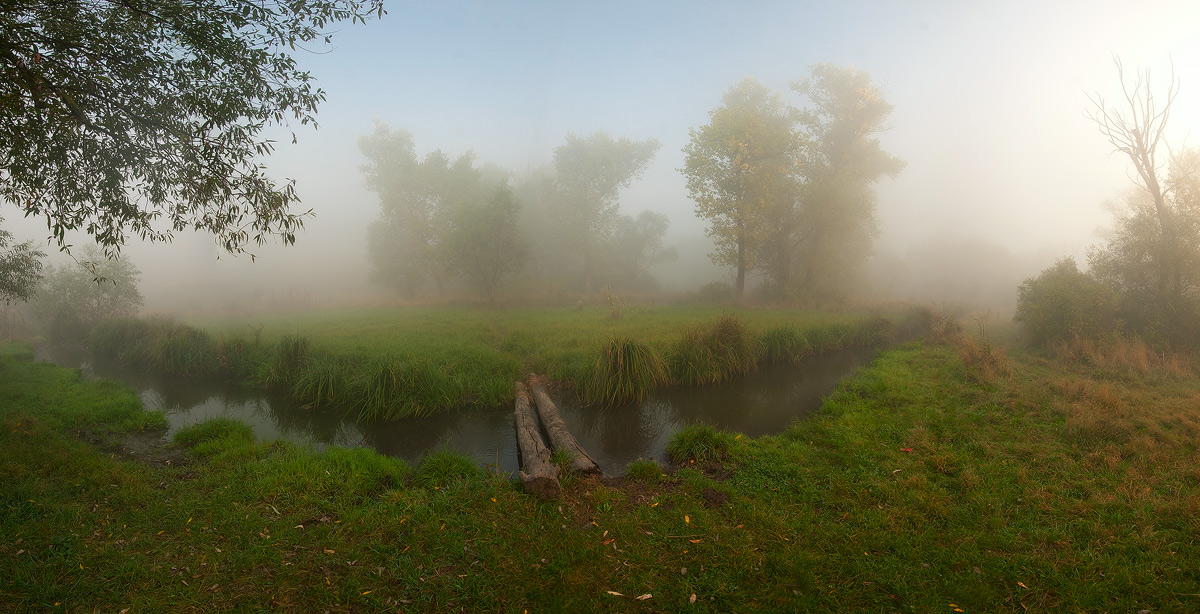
left=35, top=345, right=876, bottom=475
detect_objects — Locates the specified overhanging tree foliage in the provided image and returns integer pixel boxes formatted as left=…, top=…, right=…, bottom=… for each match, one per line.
left=0, top=216, right=43, bottom=303
left=1, top=0, right=382, bottom=255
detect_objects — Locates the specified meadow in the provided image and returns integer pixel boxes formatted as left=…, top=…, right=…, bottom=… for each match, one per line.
left=4, top=321, right=1200, bottom=612
left=88, top=305, right=899, bottom=421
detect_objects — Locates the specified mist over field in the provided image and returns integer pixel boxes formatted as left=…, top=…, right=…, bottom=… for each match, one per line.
left=7, top=0, right=1200, bottom=316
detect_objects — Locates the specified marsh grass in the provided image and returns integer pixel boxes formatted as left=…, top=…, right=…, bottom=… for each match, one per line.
left=583, top=336, right=668, bottom=405
left=267, top=334, right=310, bottom=388
left=291, top=354, right=351, bottom=409
left=760, top=326, right=814, bottom=363
left=665, top=423, right=736, bottom=464
left=670, top=314, right=760, bottom=386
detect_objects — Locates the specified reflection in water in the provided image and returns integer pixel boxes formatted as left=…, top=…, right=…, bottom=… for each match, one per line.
left=36, top=345, right=875, bottom=475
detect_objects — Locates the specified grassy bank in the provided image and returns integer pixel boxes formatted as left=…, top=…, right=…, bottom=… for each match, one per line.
left=4, top=329, right=1200, bottom=611
left=88, top=306, right=901, bottom=420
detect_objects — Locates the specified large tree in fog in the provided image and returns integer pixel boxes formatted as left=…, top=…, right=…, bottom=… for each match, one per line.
left=35, top=244, right=142, bottom=340
left=790, top=64, right=905, bottom=301
left=1086, top=58, right=1193, bottom=335
left=1, top=0, right=381, bottom=256
left=444, top=185, right=527, bottom=308
left=551, top=132, right=660, bottom=295
left=359, top=124, right=484, bottom=297
left=681, top=78, right=801, bottom=303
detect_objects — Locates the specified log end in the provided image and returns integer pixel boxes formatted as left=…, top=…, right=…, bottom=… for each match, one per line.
left=519, top=470, right=563, bottom=499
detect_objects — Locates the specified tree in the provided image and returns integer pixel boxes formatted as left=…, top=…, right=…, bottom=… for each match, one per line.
left=1015, top=258, right=1121, bottom=347
left=35, top=245, right=143, bottom=341
left=607, top=211, right=677, bottom=292
left=444, top=185, right=527, bottom=308
left=1086, top=58, right=1184, bottom=324
left=551, top=132, right=660, bottom=295
left=0, top=216, right=43, bottom=303
left=681, top=78, right=801, bottom=303
left=790, top=64, right=905, bottom=300
left=359, top=124, right=484, bottom=297
left=1, top=0, right=382, bottom=256
left=1088, top=149, right=1200, bottom=342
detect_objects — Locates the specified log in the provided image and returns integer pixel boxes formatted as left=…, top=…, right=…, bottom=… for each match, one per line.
left=513, top=382, right=561, bottom=498
left=528, top=376, right=603, bottom=476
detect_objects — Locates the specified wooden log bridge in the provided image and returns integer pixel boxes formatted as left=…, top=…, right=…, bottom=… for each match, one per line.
left=513, top=382, right=560, bottom=498
left=528, top=376, right=603, bottom=477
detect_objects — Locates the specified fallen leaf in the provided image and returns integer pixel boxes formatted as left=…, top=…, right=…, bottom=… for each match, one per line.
left=901, top=448, right=913, bottom=452
left=361, top=590, right=372, bottom=596
left=684, top=514, right=690, bottom=524
left=606, top=591, right=623, bottom=597
left=689, top=539, right=702, bottom=543
left=324, top=549, right=336, bottom=554
left=1018, top=582, right=1028, bottom=589
left=635, top=594, right=652, bottom=600
left=689, top=594, right=697, bottom=603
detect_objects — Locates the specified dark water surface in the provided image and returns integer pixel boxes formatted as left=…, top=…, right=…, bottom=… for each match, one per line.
left=36, top=346, right=876, bottom=475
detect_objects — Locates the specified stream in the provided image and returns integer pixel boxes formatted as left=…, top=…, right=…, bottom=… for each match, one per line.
left=35, top=345, right=876, bottom=475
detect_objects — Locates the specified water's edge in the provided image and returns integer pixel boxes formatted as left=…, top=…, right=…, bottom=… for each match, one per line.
left=36, top=345, right=877, bottom=475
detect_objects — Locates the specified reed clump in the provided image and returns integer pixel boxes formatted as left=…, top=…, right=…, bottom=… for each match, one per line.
left=669, top=314, right=760, bottom=386
left=583, top=336, right=668, bottom=406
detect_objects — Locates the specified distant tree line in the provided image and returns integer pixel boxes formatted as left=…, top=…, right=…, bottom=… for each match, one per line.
left=360, top=64, right=902, bottom=306
left=358, top=126, right=672, bottom=305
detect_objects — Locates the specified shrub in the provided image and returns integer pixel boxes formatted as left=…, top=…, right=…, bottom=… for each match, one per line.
left=1015, top=258, right=1121, bottom=347
left=665, top=423, right=736, bottom=464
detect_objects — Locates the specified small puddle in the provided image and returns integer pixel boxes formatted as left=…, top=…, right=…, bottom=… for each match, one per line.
left=36, top=345, right=876, bottom=475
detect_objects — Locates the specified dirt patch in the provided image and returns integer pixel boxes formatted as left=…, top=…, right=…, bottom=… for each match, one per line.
left=78, top=428, right=191, bottom=468
left=700, top=488, right=730, bottom=508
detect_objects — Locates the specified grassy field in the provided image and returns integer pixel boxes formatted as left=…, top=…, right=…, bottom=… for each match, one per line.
left=89, top=306, right=896, bottom=420
left=4, top=323, right=1200, bottom=612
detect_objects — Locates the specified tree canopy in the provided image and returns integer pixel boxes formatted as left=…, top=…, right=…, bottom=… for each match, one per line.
left=681, top=77, right=800, bottom=303
left=1, top=0, right=382, bottom=255
left=551, top=132, right=660, bottom=294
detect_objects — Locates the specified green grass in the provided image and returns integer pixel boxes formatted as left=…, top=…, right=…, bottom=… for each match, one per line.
left=84, top=306, right=892, bottom=418
left=665, top=423, right=737, bottom=464
left=5, top=333, right=1200, bottom=611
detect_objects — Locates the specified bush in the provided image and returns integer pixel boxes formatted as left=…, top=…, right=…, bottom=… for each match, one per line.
left=1015, top=258, right=1121, bottom=347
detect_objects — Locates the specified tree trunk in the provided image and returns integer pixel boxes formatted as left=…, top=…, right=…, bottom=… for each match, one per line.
left=513, top=382, right=561, bottom=498
left=528, top=377, right=602, bottom=476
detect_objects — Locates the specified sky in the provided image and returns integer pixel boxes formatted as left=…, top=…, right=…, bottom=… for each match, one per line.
left=8, top=0, right=1200, bottom=312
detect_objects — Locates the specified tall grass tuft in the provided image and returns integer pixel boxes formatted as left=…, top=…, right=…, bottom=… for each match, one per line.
left=583, top=337, right=668, bottom=405
left=760, top=326, right=813, bottom=363
left=267, top=334, right=310, bottom=388
left=669, top=314, right=760, bottom=386
left=665, top=423, right=736, bottom=464
left=150, top=323, right=217, bottom=376
left=415, top=449, right=481, bottom=488
left=955, top=315, right=1013, bottom=382
left=1052, top=334, right=1195, bottom=379
left=291, top=354, right=351, bottom=409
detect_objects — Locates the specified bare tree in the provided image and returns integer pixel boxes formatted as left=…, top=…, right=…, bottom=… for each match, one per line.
left=1086, top=57, right=1181, bottom=298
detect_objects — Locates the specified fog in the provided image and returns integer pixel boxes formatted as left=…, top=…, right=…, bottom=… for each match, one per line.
left=8, top=0, right=1200, bottom=314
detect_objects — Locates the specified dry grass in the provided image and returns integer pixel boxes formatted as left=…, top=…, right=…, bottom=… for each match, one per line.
left=1051, top=334, right=1196, bottom=379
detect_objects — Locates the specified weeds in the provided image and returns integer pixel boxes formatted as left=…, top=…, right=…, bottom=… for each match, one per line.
left=670, top=314, right=760, bottom=386
left=955, top=313, right=1013, bottom=381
